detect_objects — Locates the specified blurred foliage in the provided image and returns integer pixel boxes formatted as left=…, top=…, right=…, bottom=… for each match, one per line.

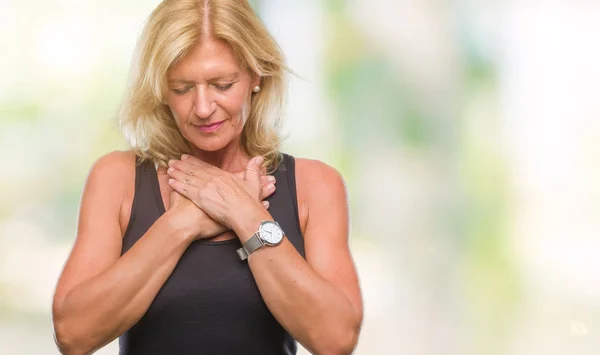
left=0, top=102, right=44, bottom=124
left=457, top=33, right=520, bottom=354
left=321, top=4, right=431, bottom=188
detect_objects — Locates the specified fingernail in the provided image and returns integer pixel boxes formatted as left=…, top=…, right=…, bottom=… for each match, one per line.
left=267, top=184, right=275, bottom=191
left=181, top=154, right=189, bottom=160
left=168, top=159, right=175, bottom=166
left=267, top=176, right=276, bottom=183
left=168, top=178, right=174, bottom=184
left=167, top=167, right=174, bottom=173
left=255, top=156, right=264, bottom=165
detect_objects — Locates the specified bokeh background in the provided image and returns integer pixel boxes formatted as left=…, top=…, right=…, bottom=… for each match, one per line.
left=1, top=0, right=600, bottom=354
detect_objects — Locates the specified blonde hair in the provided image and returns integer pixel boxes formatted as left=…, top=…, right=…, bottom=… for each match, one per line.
left=119, top=0, right=287, bottom=171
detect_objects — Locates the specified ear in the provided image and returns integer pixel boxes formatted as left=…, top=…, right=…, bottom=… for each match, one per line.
left=250, top=72, right=261, bottom=90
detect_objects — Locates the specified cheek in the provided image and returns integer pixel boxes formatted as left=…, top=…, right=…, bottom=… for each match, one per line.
left=240, top=98, right=251, bottom=125
left=167, top=98, right=190, bottom=122
left=226, top=90, right=252, bottom=125
left=168, top=108, right=184, bottom=128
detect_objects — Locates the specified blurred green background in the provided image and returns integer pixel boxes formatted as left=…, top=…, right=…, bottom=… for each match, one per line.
left=1, top=0, right=600, bottom=354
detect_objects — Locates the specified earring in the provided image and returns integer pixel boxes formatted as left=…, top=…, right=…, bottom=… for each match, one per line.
left=253, top=86, right=261, bottom=93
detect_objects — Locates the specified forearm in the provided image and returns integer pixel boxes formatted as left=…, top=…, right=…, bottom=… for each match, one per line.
left=247, top=239, right=361, bottom=354
left=53, top=212, right=193, bottom=354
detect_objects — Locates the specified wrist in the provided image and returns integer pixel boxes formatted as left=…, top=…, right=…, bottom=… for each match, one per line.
left=163, top=207, right=197, bottom=244
left=198, top=218, right=229, bottom=239
left=231, top=205, right=273, bottom=243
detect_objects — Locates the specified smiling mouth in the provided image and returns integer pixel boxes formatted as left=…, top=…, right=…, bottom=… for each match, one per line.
left=194, top=120, right=225, bottom=133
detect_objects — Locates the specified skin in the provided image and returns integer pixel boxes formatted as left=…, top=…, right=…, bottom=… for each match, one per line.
left=52, top=38, right=363, bottom=355
left=166, top=38, right=258, bottom=171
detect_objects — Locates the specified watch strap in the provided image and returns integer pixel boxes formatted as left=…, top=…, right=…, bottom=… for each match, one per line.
left=237, top=233, right=264, bottom=260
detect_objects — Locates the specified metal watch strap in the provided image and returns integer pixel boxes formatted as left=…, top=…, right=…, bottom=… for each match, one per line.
left=237, top=233, right=264, bottom=260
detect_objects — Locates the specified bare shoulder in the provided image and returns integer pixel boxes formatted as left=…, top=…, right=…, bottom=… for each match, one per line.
left=88, top=150, right=136, bottom=181
left=84, top=150, right=136, bottom=199
left=85, top=150, right=137, bottom=234
left=294, top=157, right=347, bottom=198
left=293, top=158, right=348, bottom=233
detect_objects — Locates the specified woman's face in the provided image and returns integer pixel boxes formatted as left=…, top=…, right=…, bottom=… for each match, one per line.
left=165, top=39, right=259, bottom=152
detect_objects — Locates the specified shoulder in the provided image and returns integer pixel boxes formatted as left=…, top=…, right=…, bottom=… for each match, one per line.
left=83, top=150, right=137, bottom=201
left=83, top=150, right=138, bottom=234
left=89, top=150, right=136, bottom=173
left=293, top=158, right=348, bottom=225
left=294, top=157, right=346, bottom=188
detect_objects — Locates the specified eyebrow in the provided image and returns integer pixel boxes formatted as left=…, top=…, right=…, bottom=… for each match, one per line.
left=168, top=72, right=240, bottom=84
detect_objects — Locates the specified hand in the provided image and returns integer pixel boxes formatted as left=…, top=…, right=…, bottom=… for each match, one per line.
left=168, top=154, right=277, bottom=207
left=233, top=171, right=277, bottom=210
left=167, top=188, right=227, bottom=242
left=167, top=155, right=269, bottom=229
left=166, top=156, right=277, bottom=240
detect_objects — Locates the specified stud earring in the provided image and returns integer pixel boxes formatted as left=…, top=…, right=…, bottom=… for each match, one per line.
left=253, top=86, right=261, bottom=93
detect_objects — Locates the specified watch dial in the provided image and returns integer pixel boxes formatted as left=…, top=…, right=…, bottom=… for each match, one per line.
left=261, top=222, right=283, bottom=244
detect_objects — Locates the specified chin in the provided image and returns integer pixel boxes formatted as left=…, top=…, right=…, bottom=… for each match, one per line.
left=191, top=138, right=227, bottom=152
left=188, top=133, right=238, bottom=153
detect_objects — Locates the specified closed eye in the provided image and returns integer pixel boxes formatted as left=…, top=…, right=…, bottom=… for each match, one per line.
left=214, top=83, right=234, bottom=91
left=172, top=86, right=193, bottom=95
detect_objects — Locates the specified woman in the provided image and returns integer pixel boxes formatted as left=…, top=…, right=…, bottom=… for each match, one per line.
left=52, top=0, right=363, bottom=354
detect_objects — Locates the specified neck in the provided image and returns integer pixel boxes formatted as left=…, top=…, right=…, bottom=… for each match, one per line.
left=189, top=138, right=249, bottom=173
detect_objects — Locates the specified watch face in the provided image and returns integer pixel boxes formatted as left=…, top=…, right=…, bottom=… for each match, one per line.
left=260, top=221, right=284, bottom=245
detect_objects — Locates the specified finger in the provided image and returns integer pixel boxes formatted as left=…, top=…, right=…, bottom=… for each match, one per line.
left=234, top=171, right=245, bottom=179
left=261, top=183, right=276, bottom=200
left=245, top=156, right=263, bottom=185
left=262, top=200, right=270, bottom=209
left=167, top=166, right=200, bottom=187
left=168, top=159, right=212, bottom=182
left=180, top=154, right=215, bottom=170
left=168, top=178, right=198, bottom=201
left=260, top=175, right=276, bottom=188
left=261, top=175, right=276, bottom=184
left=180, top=154, right=231, bottom=181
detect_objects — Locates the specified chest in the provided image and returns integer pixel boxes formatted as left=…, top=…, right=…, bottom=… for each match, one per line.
left=143, top=240, right=269, bottom=323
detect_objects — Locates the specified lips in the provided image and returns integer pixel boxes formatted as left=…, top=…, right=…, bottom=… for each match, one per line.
left=194, top=120, right=225, bottom=133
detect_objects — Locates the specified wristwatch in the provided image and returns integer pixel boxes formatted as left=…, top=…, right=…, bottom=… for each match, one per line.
left=237, top=221, right=284, bottom=260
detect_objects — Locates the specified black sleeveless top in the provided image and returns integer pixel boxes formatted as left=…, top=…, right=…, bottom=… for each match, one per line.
left=119, top=153, right=305, bottom=355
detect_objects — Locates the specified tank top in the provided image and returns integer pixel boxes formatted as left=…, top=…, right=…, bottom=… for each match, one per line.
left=118, top=153, right=305, bottom=355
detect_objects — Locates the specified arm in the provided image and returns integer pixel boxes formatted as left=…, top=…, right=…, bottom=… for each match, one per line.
left=236, top=159, right=363, bottom=355
left=52, top=152, right=217, bottom=354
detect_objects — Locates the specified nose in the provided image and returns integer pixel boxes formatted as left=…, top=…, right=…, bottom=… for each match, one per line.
left=193, top=86, right=216, bottom=119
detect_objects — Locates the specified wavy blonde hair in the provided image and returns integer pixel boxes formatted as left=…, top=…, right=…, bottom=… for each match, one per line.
left=119, top=0, right=287, bottom=171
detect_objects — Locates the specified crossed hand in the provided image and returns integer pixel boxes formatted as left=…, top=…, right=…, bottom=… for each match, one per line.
left=165, top=154, right=275, bottom=241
